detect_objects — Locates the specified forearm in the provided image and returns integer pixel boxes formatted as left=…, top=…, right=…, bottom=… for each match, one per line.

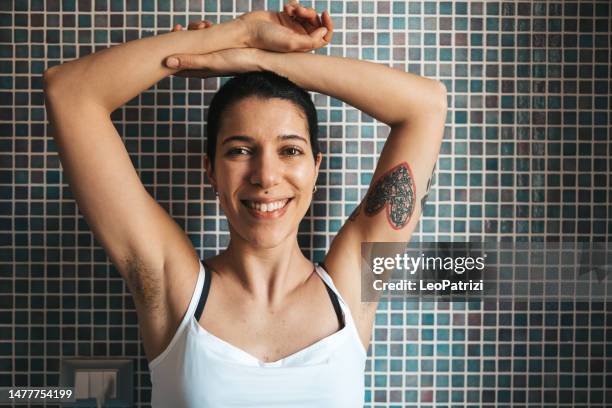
left=260, top=52, right=446, bottom=127
left=44, top=20, right=248, bottom=112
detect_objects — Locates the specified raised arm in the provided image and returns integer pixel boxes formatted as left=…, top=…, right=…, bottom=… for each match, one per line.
left=43, top=21, right=250, bottom=284
left=43, top=7, right=333, bottom=363
left=43, top=20, right=256, bottom=362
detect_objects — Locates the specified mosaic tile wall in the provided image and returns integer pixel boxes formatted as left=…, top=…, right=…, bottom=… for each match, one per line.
left=1, top=0, right=610, bottom=406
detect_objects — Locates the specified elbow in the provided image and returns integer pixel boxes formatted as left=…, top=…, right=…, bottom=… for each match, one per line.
left=400, top=80, right=447, bottom=130
left=43, top=66, right=57, bottom=85
left=43, top=64, right=106, bottom=110
left=432, top=81, right=448, bottom=137
left=392, top=81, right=447, bottom=129
left=43, top=65, right=62, bottom=99
left=427, top=80, right=448, bottom=127
left=433, top=80, right=448, bottom=113
left=43, top=65, right=86, bottom=106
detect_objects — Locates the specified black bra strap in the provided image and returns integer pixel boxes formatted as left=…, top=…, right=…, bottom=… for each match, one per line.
left=319, top=262, right=345, bottom=328
left=194, top=260, right=212, bottom=322
left=324, top=283, right=345, bottom=328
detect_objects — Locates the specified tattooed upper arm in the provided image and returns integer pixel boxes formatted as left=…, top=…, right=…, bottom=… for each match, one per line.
left=364, top=162, right=416, bottom=229
left=354, top=161, right=417, bottom=230
left=325, top=119, right=444, bottom=345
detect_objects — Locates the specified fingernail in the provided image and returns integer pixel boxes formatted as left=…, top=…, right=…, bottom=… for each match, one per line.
left=166, top=57, right=179, bottom=68
left=321, top=28, right=328, bottom=37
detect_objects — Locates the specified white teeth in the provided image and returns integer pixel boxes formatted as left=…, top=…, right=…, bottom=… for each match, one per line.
left=246, top=199, right=289, bottom=212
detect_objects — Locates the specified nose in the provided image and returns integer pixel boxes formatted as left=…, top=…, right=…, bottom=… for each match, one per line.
left=249, top=149, right=282, bottom=190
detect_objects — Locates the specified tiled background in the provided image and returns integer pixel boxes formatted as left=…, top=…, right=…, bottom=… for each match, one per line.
left=1, top=0, right=610, bottom=406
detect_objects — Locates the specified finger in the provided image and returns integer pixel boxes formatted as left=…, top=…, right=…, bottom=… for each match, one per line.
left=187, top=20, right=204, bottom=30
left=278, top=11, right=308, bottom=33
left=283, top=4, right=298, bottom=16
left=189, top=20, right=214, bottom=30
left=295, top=5, right=321, bottom=27
left=165, top=54, right=207, bottom=69
left=288, top=6, right=324, bottom=35
left=172, top=23, right=182, bottom=32
left=321, top=10, right=334, bottom=42
left=284, top=0, right=300, bottom=9
left=310, top=26, right=329, bottom=46
left=290, top=26, right=328, bottom=52
left=284, top=5, right=318, bottom=28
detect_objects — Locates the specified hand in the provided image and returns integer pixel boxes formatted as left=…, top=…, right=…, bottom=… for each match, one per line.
left=171, top=20, right=214, bottom=32
left=238, top=2, right=334, bottom=52
left=169, top=22, right=262, bottom=78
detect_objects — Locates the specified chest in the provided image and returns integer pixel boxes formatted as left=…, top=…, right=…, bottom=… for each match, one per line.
left=197, top=278, right=343, bottom=363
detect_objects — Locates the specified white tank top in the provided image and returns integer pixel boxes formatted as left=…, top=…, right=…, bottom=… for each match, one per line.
left=148, top=260, right=367, bottom=407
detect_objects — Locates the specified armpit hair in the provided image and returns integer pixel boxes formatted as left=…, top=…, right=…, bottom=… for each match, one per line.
left=122, top=257, right=164, bottom=311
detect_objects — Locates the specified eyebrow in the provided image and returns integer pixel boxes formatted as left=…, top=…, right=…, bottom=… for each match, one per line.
left=221, top=134, right=308, bottom=145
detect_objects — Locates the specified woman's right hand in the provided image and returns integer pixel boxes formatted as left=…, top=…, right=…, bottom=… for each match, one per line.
left=238, top=1, right=333, bottom=52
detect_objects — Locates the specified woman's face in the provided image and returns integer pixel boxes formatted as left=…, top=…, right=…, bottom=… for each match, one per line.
left=206, top=96, right=321, bottom=249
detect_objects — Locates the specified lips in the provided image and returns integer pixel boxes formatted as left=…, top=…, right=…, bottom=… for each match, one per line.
left=240, top=198, right=293, bottom=219
left=243, top=199, right=289, bottom=212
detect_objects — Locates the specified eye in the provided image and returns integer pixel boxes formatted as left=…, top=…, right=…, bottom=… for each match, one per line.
left=226, top=147, right=252, bottom=156
left=282, top=146, right=304, bottom=156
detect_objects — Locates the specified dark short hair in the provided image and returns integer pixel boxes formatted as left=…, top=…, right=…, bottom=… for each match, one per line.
left=206, top=71, right=320, bottom=171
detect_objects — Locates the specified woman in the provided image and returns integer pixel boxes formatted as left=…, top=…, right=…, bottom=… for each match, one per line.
left=44, top=2, right=446, bottom=406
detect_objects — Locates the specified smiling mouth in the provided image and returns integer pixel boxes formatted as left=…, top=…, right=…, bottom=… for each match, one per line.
left=241, top=198, right=292, bottom=213
left=240, top=198, right=293, bottom=219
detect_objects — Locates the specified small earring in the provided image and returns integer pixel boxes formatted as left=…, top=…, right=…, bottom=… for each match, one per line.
left=312, top=185, right=317, bottom=193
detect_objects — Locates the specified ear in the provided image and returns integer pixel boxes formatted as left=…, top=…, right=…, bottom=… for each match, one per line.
left=313, top=152, right=322, bottom=183
left=204, top=154, right=217, bottom=191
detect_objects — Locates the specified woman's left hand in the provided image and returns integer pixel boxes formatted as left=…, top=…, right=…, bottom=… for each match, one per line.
left=168, top=21, right=263, bottom=78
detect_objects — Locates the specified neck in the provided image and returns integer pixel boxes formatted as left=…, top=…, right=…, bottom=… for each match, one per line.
left=209, top=234, right=314, bottom=306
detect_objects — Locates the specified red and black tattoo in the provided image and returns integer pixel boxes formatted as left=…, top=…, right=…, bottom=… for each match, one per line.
left=364, top=162, right=416, bottom=230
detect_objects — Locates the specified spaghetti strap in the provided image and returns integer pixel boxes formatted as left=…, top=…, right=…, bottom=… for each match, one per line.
left=316, top=261, right=347, bottom=305
left=322, top=275, right=346, bottom=328
left=194, top=260, right=212, bottom=322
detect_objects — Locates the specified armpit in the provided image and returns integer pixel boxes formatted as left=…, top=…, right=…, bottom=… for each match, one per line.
left=123, top=257, right=164, bottom=312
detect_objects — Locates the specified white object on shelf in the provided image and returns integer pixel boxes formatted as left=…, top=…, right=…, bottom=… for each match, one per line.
left=74, top=370, right=90, bottom=398
left=73, top=369, right=118, bottom=406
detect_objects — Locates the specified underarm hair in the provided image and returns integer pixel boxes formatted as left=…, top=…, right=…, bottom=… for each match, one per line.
left=123, top=257, right=163, bottom=311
